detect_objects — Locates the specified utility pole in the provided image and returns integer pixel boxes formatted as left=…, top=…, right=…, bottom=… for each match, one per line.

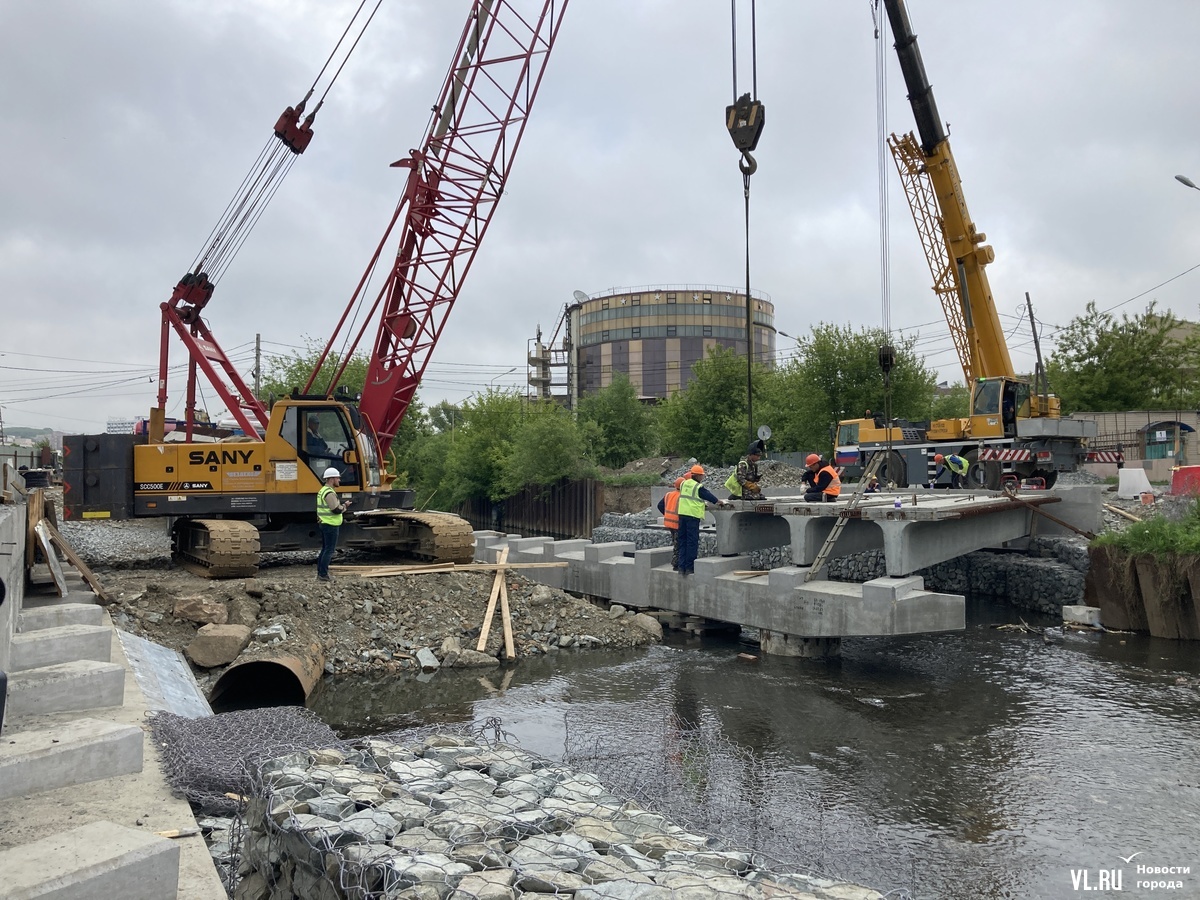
left=253, top=333, right=262, bottom=400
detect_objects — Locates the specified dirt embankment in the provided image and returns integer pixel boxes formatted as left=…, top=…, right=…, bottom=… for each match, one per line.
left=100, top=562, right=660, bottom=689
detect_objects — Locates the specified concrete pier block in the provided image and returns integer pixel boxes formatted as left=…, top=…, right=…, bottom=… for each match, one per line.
left=10, top=624, right=113, bottom=672
left=693, top=555, right=751, bottom=585
left=0, top=719, right=143, bottom=801
left=861, top=575, right=925, bottom=603
left=635, top=547, right=674, bottom=575
left=1063, top=605, right=1102, bottom=627
left=767, top=567, right=808, bottom=591
left=18, top=602, right=105, bottom=632
left=471, top=531, right=506, bottom=562
left=549, top=540, right=590, bottom=559
left=0, top=820, right=178, bottom=900
left=585, top=542, right=634, bottom=562
left=6, top=660, right=126, bottom=718
left=508, top=537, right=552, bottom=560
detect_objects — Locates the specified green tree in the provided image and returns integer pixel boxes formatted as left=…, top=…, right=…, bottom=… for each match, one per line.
left=929, top=382, right=970, bottom=420
left=259, top=337, right=370, bottom=402
left=427, top=400, right=464, bottom=434
left=439, top=390, right=526, bottom=506
left=499, top=401, right=593, bottom=495
left=1045, top=302, right=1199, bottom=412
left=577, top=373, right=655, bottom=468
left=759, top=325, right=936, bottom=452
left=657, top=346, right=769, bottom=465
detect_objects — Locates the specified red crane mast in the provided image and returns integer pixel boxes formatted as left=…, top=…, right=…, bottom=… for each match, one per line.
left=305, top=0, right=568, bottom=458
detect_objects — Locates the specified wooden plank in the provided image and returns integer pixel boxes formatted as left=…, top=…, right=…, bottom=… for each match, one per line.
left=34, top=521, right=67, bottom=597
left=499, top=576, right=515, bottom=660
left=26, top=488, right=44, bottom=568
left=1104, top=503, right=1142, bottom=523
left=333, top=561, right=566, bottom=578
left=44, top=520, right=113, bottom=603
left=476, top=547, right=509, bottom=652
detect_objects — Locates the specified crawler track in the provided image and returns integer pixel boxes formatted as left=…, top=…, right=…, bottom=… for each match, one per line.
left=172, top=519, right=261, bottom=578
left=375, top=509, right=476, bottom=564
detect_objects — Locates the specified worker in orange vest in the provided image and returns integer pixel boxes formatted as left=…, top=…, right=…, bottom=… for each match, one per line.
left=657, top=477, right=685, bottom=570
left=802, top=453, right=842, bottom=503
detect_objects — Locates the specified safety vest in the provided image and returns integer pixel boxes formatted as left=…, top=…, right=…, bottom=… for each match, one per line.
left=663, top=490, right=681, bottom=530
left=819, top=465, right=842, bottom=497
left=317, top=484, right=343, bottom=526
left=677, top=478, right=706, bottom=519
left=946, top=455, right=969, bottom=476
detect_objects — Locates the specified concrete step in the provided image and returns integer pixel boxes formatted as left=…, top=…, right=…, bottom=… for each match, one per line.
left=0, top=819, right=178, bottom=900
left=9, top=624, right=112, bottom=671
left=5, top=660, right=125, bottom=718
left=0, top=718, right=143, bottom=802
left=19, top=601, right=106, bottom=631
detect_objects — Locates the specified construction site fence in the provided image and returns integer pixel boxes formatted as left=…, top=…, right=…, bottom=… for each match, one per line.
left=0, top=447, right=55, bottom=472
left=455, top=477, right=605, bottom=540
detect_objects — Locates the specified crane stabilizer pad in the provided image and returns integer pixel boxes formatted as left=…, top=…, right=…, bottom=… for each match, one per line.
left=173, top=519, right=260, bottom=579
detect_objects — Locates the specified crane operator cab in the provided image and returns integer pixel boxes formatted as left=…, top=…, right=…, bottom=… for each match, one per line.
left=278, top=402, right=373, bottom=488
left=970, top=377, right=1030, bottom=439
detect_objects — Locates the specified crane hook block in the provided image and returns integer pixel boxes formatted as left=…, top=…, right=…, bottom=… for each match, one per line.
left=726, top=93, right=765, bottom=153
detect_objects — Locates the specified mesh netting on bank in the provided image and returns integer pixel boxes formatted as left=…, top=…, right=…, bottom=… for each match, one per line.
left=149, top=707, right=906, bottom=899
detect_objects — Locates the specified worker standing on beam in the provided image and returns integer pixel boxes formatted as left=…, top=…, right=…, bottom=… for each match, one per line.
left=677, top=465, right=724, bottom=576
left=802, top=453, right=842, bottom=503
left=657, top=477, right=685, bottom=570
left=727, top=440, right=765, bottom=500
left=931, top=452, right=970, bottom=488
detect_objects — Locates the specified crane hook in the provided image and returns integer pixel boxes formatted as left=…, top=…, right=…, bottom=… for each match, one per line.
left=738, top=150, right=757, bottom=177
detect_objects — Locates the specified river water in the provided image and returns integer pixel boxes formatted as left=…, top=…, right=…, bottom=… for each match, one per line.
left=308, top=598, right=1200, bottom=899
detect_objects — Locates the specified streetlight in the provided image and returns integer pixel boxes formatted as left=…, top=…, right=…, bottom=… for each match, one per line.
left=489, top=367, right=517, bottom=390
left=1176, top=174, right=1200, bottom=191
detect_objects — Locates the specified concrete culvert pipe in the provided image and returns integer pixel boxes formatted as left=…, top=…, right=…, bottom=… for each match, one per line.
left=209, top=642, right=325, bottom=713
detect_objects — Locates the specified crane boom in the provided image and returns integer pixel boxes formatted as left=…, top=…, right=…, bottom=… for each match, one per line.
left=882, top=0, right=1014, bottom=385
left=307, top=0, right=568, bottom=458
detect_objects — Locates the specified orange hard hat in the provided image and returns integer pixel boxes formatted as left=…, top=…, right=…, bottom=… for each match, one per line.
left=805, top=453, right=820, bottom=466
left=690, top=464, right=705, bottom=476
left=934, top=453, right=945, bottom=462
left=674, top=477, right=685, bottom=488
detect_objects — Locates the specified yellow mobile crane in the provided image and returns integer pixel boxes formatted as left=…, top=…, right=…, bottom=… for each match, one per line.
left=835, top=0, right=1106, bottom=490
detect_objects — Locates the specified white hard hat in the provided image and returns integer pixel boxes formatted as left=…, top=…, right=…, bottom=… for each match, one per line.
left=322, top=467, right=341, bottom=480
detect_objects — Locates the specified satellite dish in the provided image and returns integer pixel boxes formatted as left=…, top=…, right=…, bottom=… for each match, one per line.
left=572, top=290, right=589, bottom=303
left=757, top=425, right=772, bottom=442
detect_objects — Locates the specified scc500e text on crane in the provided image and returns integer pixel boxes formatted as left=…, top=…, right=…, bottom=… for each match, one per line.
left=64, top=1, right=569, bottom=577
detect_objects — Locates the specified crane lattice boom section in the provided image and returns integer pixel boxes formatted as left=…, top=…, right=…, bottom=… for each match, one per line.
left=315, top=0, right=568, bottom=456
left=889, top=131, right=974, bottom=384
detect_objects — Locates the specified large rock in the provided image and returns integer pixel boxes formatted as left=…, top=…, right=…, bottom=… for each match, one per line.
left=628, top=613, right=663, bottom=641
left=226, top=597, right=261, bottom=627
left=173, top=595, right=228, bottom=625
left=453, top=649, right=502, bottom=668
left=186, top=624, right=253, bottom=667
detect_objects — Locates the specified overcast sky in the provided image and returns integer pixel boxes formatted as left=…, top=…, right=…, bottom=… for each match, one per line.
left=4, top=0, right=1200, bottom=434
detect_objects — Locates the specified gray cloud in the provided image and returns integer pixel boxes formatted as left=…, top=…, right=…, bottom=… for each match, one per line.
left=3, top=0, right=1200, bottom=431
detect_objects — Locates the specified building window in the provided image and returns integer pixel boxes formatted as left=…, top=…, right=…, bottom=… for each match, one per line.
left=631, top=327, right=641, bottom=338
left=602, top=330, right=610, bottom=341
left=702, top=293, right=712, bottom=304
left=703, top=325, right=713, bottom=337
left=631, top=295, right=640, bottom=306
left=666, top=325, right=676, bottom=337
left=668, top=360, right=679, bottom=370
left=667, top=293, right=676, bottom=303
left=602, top=299, right=610, bottom=309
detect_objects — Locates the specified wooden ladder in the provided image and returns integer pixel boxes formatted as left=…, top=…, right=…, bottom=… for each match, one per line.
left=804, top=452, right=887, bottom=582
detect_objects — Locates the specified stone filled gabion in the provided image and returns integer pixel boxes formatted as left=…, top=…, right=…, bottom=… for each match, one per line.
left=235, top=733, right=884, bottom=900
